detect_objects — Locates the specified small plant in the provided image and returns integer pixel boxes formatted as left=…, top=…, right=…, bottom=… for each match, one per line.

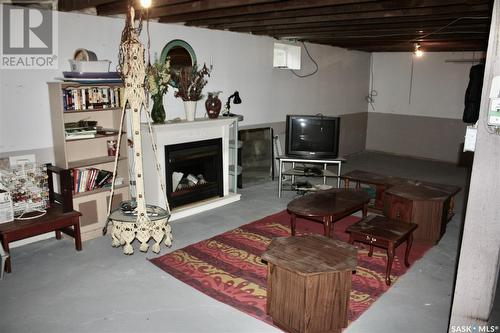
left=172, top=63, right=212, bottom=101
left=147, top=58, right=171, bottom=98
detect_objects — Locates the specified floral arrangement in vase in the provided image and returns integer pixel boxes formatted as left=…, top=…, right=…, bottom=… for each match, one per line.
left=172, top=63, right=212, bottom=101
left=146, top=58, right=171, bottom=123
left=172, top=63, right=212, bottom=121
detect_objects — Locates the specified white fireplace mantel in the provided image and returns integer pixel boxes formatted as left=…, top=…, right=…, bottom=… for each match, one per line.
left=141, top=117, right=241, bottom=221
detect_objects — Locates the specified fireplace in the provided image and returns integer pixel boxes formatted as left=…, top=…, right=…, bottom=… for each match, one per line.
left=142, top=118, right=241, bottom=221
left=165, top=138, right=223, bottom=208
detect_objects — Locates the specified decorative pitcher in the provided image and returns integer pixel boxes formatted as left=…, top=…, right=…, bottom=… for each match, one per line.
left=205, top=91, right=222, bottom=119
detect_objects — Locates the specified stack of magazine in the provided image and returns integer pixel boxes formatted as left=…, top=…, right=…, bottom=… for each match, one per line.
left=65, top=126, right=97, bottom=140
left=65, top=121, right=97, bottom=140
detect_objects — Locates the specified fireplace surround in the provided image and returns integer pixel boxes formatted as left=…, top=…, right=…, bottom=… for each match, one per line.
left=142, top=118, right=241, bottom=221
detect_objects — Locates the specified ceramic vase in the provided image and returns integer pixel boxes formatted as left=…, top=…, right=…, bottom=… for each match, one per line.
left=205, top=92, right=222, bottom=119
left=184, top=101, right=197, bottom=121
left=151, top=95, right=166, bottom=124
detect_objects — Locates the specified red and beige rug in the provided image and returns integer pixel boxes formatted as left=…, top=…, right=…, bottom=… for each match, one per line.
left=150, top=210, right=431, bottom=327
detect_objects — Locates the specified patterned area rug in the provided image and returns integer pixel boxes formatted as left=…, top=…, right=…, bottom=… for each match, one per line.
left=150, top=210, right=431, bottom=327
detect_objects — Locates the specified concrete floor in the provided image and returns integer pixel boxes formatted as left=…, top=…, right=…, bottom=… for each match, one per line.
left=0, top=152, right=471, bottom=333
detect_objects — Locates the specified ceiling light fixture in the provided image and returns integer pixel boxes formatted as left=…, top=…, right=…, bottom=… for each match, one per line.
left=140, top=0, right=152, bottom=8
left=414, top=43, right=424, bottom=57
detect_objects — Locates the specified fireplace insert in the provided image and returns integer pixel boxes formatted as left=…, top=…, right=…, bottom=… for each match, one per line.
left=165, top=138, right=223, bottom=208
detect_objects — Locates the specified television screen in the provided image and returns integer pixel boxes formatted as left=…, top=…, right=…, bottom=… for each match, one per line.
left=285, top=115, right=340, bottom=159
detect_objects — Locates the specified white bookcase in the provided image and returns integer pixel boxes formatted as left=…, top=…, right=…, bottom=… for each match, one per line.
left=48, top=82, right=130, bottom=240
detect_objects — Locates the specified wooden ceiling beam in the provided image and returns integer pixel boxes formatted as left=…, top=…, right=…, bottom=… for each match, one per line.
left=158, top=0, right=382, bottom=23
left=58, top=0, right=118, bottom=11
left=299, top=34, right=488, bottom=42
left=97, top=0, right=282, bottom=16
left=96, top=0, right=194, bottom=16
left=188, top=2, right=490, bottom=27
left=227, top=13, right=491, bottom=33
left=329, top=41, right=487, bottom=52
left=255, top=23, right=490, bottom=38
left=202, top=6, right=489, bottom=30
left=231, top=13, right=490, bottom=34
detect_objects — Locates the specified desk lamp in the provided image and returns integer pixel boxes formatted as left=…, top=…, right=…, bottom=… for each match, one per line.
left=223, top=91, right=242, bottom=117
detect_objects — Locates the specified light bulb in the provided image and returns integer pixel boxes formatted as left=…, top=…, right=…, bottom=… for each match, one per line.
left=414, top=44, right=424, bottom=57
left=140, top=0, right=152, bottom=8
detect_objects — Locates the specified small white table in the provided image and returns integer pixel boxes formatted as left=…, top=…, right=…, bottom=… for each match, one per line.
left=276, top=156, right=344, bottom=198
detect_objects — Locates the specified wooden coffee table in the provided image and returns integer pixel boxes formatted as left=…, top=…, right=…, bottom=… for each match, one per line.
left=346, top=215, right=417, bottom=285
left=287, top=189, right=370, bottom=238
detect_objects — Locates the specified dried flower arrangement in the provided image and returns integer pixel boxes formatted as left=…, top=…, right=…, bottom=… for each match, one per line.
left=146, top=58, right=171, bottom=98
left=172, top=63, right=212, bottom=101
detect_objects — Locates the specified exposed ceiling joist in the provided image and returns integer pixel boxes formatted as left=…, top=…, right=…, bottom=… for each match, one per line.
left=57, top=0, right=494, bottom=52
left=158, top=0, right=381, bottom=22
left=58, top=0, right=117, bottom=11
left=97, top=0, right=281, bottom=16
left=181, top=1, right=489, bottom=26
left=202, top=4, right=491, bottom=30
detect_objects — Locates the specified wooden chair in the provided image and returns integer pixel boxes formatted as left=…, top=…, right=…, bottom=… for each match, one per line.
left=0, top=163, right=82, bottom=273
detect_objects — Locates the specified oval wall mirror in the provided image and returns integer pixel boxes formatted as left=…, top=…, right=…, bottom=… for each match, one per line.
left=160, top=39, right=197, bottom=87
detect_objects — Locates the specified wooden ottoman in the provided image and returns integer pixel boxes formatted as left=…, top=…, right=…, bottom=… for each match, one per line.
left=346, top=215, right=417, bottom=286
left=262, top=235, right=357, bottom=333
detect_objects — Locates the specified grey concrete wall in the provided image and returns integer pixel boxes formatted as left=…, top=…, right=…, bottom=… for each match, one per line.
left=366, top=112, right=467, bottom=163
left=0, top=147, right=54, bottom=164
left=450, top=0, right=500, bottom=326
left=241, top=112, right=367, bottom=159
left=338, top=112, right=367, bottom=157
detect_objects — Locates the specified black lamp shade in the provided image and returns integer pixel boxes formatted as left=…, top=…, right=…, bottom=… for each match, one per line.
left=233, top=91, right=242, bottom=104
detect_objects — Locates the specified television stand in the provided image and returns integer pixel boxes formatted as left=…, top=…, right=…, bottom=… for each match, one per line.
left=276, top=156, right=344, bottom=198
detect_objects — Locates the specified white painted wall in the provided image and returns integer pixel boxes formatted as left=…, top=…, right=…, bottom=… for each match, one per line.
left=369, top=52, right=482, bottom=119
left=0, top=10, right=370, bottom=155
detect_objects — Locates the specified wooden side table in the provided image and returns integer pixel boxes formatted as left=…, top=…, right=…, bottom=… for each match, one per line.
left=342, top=169, right=460, bottom=222
left=384, top=184, right=451, bottom=243
left=262, top=235, right=357, bottom=333
left=346, top=215, right=417, bottom=285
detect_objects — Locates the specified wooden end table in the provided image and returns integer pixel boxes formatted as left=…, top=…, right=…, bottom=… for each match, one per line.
left=0, top=205, right=82, bottom=273
left=262, top=235, right=357, bottom=333
left=342, top=169, right=460, bottom=220
left=287, top=188, right=370, bottom=238
left=346, top=215, right=417, bottom=285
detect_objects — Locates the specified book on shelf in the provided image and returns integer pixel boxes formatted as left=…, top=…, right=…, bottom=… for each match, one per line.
left=63, top=86, right=123, bottom=111
left=72, top=168, right=114, bottom=194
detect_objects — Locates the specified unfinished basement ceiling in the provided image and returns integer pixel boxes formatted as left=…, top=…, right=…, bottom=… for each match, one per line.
left=58, top=0, right=493, bottom=52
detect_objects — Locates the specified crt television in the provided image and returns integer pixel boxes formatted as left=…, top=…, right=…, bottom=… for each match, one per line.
left=285, top=115, right=340, bottom=159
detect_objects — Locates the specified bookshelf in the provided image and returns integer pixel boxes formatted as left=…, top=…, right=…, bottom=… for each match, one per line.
left=48, top=82, right=130, bottom=241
